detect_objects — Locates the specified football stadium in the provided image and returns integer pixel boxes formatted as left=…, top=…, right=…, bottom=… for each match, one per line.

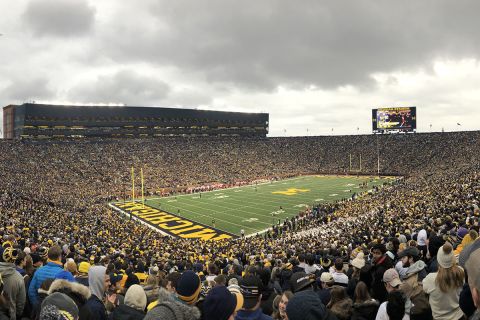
left=2, top=3, right=480, bottom=319
left=2, top=102, right=480, bottom=320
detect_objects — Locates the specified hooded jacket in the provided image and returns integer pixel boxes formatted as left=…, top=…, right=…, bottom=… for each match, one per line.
left=144, top=288, right=200, bottom=320
left=48, top=279, right=94, bottom=320
left=404, top=260, right=427, bottom=282
left=0, top=262, right=26, bottom=319
left=85, top=266, right=107, bottom=320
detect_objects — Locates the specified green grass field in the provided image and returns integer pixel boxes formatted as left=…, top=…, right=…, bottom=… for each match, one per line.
left=141, top=175, right=394, bottom=236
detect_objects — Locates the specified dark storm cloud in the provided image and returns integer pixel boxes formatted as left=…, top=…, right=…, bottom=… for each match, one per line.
left=67, top=70, right=170, bottom=106
left=96, top=0, right=480, bottom=91
left=23, top=0, right=95, bottom=37
left=4, top=77, right=55, bottom=101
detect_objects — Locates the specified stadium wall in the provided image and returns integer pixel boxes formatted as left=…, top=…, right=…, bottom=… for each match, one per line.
left=2, top=103, right=269, bottom=139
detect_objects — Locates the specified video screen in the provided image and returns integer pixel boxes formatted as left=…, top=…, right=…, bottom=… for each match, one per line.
left=372, top=107, right=416, bottom=132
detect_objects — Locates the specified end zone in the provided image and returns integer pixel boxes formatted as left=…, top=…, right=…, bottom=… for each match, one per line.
left=109, top=201, right=237, bottom=241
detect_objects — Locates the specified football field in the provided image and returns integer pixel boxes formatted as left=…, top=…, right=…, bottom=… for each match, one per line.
left=133, top=175, right=394, bottom=237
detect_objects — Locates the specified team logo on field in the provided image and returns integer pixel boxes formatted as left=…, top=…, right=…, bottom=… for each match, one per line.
left=272, top=188, right=310, bottom=196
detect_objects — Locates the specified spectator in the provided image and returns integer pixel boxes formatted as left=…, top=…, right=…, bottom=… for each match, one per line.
left=331, top=258, right=348, bottom=287
left=370, top=244, right=393, bottom=303
left=28, top=245, right=64, bottom=307
left=109, top=284, right=146, bottom=320
left=144, top=286, right=201, bottom=320
left=375, top=269, right=411, bottom=320
left=351, top=281, right=379, bottom=320
left=348, top=252, right=366, bottom=299
left=203, top=286, right=239, bottom=320
left=86, top=266, right=109, bottom=320
left=271, top=290, right=292, bottom=320
left=327, top=286, right=353, bottom=320
left=75, top=262, right=90, bottom=287
left=39, top=292, right=79, bottom=320
left=286, top=290, right=337, bottom=320
left=318, top=272, right=335, bottom=305
left=378, top=290, right=409, bottom=320
left=397, top=247, right=427, bottom=282
left=460, top=238, right=480, bottom=320
left=47, top=279, right=94, bottom=320
left=0, top=247, right=25, bottom=319
left=422, top=242, right=464, bottom=320
left=236, top=275, right=272, bottom=320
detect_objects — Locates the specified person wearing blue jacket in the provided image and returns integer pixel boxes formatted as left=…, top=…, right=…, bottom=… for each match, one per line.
left=28, top=245, right=64, bottom=307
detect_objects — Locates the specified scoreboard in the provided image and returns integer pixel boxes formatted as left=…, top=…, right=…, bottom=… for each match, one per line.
left=372, top=107, right=416, bottom=133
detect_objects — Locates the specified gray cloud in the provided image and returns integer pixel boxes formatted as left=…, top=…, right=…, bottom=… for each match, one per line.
left=67, top=70, right=170, bottom=106
left=4, top=77, right=55, bottom=101
left=23, top=0, right=95, bottom=37
left=92, top=0, right=480, bottom=91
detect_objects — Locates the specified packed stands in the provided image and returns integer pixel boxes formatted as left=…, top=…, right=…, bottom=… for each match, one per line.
left=1, top=131, right=480, bottom=319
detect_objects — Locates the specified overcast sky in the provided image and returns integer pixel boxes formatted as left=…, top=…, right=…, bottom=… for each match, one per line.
left=1, top=0, right=480, bottom=136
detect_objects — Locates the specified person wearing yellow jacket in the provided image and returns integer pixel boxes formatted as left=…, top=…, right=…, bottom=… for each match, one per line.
left=454, top=230, right=479, bottom=257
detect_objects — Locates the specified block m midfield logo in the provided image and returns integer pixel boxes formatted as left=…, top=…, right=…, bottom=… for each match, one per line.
left=110, top=202, right=236, bottom=241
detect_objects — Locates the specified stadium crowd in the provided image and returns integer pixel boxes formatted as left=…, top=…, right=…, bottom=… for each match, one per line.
left=1, top=131, right=480, bottom=319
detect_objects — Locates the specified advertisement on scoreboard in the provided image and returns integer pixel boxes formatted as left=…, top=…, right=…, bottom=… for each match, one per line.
left=372, top=107, right=416, bottom=132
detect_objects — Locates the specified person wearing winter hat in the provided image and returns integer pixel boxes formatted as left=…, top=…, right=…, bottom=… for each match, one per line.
left=75, top=262, right=90, bottom=287
left=48, top=279, right=94, bottom=320
left=110, top=284, right=146, bottom=320
left=40, top=292, right=79, bottom=320
left=176, top=270, right=202, bottom=306
left=203, top=286, right=238, bottom=320
left=351, top=252, right=365, bottom=270
left=286, top=290, right=337, bottom=320
left=318, top=272, right=335, bottom=305
left=347, top=252, right=365, bottom=300
left=0, top=247, right=25, bottom=319
left=144, top=287, right=201, bottom=320
left=422, top=242, right=465, bottom=320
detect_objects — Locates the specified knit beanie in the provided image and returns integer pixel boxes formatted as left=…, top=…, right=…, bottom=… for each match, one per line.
left=40, top=292, right=79, bottom=320
left=351, top=252, right=366, bottom=269
left=286, top=290, right=328, bottom=320
left=176, top=271, right=201, bottom=305
left=203, top=286, right=237, bottom=320
left=125, top=284, right=147, bottom=311
left=1, top=247, right=18, bottom=263
left=437, top=242, right=454, bottom=268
